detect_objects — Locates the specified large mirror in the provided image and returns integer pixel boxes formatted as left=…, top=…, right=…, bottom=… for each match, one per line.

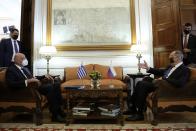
left=47, top=0, right=136, bottom=50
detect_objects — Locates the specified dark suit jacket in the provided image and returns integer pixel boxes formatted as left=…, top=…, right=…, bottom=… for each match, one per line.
left=182, top=34, right=196, bottom=64
left=147, top=64, right=190, bottom=87
left=0, top=38, right=23, bottom=67
left=6, top=64, right=45, bottom=89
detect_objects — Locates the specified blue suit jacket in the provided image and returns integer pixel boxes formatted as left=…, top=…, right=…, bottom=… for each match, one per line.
left=6, top=63, right=45, bottom=89
left=6, top=64, right=32, bottom=89
left=147, top=64, right=190, bottom=87
left=0, top=38, right=23, bottom=67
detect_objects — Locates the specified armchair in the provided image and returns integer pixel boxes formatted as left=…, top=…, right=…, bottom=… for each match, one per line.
left=146, top=67, right=196, bottom=125
left=0, top=68, right=45, bottom=125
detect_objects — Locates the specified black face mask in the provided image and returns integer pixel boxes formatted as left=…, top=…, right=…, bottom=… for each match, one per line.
left=184, top=29, right=191, bottom=34
left=12, top=35, right=18, bottom=40
left=169, top=58, right=174, bottom=63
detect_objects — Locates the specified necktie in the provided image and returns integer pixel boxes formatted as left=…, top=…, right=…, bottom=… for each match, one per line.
left=184, top=35, right=188, bottom=48
left=21, top=67, right=32, bottom=79
left=21, top=68, right=28, bottom=79
left=163, top=67, right=172, bottom=79
left=14, top=40, right=19, bottom=53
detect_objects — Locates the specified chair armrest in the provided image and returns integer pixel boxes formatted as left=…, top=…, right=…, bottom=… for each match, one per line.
left=153, top=79, right=174, bottom=89
left=27, top=82, right=42, bottom=102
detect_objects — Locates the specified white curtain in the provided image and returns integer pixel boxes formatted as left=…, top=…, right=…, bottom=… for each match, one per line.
left=135, top=0, right=153, bottom=67
left=33, top=0, right=47, bottom=75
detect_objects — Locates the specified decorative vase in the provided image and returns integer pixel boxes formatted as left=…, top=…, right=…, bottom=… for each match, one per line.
left=91, top=79, right=100, bottom=89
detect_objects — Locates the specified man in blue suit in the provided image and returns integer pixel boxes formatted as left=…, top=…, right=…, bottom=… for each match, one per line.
left=0, top=28, right=24, bottom=67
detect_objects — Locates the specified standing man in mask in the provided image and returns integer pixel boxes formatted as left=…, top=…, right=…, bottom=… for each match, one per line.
left=0, top=28, right=24, bottom=67
left=126, top=50, right=190, bottom=121
left=182, top=23, right=196, bottom=66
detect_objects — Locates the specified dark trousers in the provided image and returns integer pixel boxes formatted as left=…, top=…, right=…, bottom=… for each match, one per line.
left=127, top=77, right=155, bottom=113
left=38, top=79, right=63, bottom=116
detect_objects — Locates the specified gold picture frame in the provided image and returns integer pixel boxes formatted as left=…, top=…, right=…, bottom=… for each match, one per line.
left=46, top=0, right=136, bottom=51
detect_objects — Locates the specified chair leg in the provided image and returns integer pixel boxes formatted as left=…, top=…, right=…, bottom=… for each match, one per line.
left=0, top=107, right=4, bottom=116
left=34, top=108, right=42, bottom=126
left=146, top=92, right=158, bottom=126
left=151, top=93, right=158, bottom=126
left=146, top=103, right=157, bottom=125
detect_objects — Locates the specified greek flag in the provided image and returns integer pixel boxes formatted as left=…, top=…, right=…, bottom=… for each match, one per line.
left=77, top=64, right=87, bottom=79
left=107, top=66, right=117, bottom=78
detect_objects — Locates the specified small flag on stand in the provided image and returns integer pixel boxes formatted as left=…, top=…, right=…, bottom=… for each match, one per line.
left=107, top=66, right=117, bottom=78
left=77, top=64, right=87, bottom=79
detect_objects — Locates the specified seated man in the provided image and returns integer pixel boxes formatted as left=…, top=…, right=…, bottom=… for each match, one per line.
left=126, top=50, right=190, bottom=121
left=6, top=53, right=65, bottom=122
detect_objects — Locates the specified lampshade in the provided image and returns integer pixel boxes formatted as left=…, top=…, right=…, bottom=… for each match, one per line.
left=131, top=44, right=147, bottom=53
left=39, top=46, right=57, bottom=55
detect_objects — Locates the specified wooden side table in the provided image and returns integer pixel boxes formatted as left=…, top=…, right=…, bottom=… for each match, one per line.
left=64, top=85, right=124, bottom=126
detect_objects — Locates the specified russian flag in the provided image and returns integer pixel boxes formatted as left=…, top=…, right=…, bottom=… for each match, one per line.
left=107, top=66, right=117, bottom=78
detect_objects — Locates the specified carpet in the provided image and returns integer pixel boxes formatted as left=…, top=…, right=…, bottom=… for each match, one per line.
left=0, top=123, right=196, bottom=131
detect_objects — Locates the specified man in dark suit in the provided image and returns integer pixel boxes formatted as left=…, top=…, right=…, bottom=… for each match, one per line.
left=182, top=23, right=196, bottom=65
left=0, top=28, right=24, bottom=67
left=6, top=53, right=65, bottom=122
left=126, top=50, right=190, bottom=121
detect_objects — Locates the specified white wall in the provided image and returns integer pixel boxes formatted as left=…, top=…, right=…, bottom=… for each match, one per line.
left=0, top=0, right=22, bottom=39
left=33, top=0, right=153, bottom=79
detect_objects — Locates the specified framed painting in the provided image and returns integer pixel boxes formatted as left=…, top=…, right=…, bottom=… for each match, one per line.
left=47, top=0, right=136, bottom=51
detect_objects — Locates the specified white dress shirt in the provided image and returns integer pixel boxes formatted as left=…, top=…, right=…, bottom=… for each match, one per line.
left=15, top=64, right=28, bottom=86
left=166, top=62, right=183, bottom=78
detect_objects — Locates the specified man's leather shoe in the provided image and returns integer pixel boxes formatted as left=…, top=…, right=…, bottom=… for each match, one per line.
left=123, top=110, right=133, bottom=115
left=125, top=114, right=144, bottom=121
left=123, top=109, right=136, bottom=115
left=52, top=114, right=65, bottom=123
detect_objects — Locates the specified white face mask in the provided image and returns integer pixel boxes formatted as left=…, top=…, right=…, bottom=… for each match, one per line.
left=22, top=59, right=28, bottom=66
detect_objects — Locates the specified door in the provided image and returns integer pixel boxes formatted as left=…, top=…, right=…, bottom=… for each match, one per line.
left=152, top=0, right=181, bottom=68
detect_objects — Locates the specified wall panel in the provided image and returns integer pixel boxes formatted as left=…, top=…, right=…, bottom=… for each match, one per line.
left=152, top=0, right=180, bottom=68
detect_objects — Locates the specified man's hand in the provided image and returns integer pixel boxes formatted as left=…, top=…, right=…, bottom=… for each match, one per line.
left=183, top=48, right=191, bottom=53
left=44, top=74, right=54, bottom=84
left=138, top=60, right=149, bottom=70
left=27, top=78, right=41, bottom=86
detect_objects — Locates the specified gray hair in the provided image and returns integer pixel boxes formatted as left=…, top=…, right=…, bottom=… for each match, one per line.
left=174, top=50, right=183, bottom=61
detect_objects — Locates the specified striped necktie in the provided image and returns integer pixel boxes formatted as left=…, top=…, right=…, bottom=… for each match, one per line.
left=13, top=40, right=19, bottom=53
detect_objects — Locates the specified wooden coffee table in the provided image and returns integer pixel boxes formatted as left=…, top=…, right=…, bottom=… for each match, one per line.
left=63, top=85, right=124, bottom=126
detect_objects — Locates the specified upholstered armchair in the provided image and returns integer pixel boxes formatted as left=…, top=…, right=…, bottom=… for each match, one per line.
left=0, top=68, right=45, bottom=125
left=146, top=67, right=196, bottom=125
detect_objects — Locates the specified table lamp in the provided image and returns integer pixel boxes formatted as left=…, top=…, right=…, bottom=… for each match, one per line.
left=131, top=44, right=146, bottom=75
left=39, top=46, right=57, bottom=75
